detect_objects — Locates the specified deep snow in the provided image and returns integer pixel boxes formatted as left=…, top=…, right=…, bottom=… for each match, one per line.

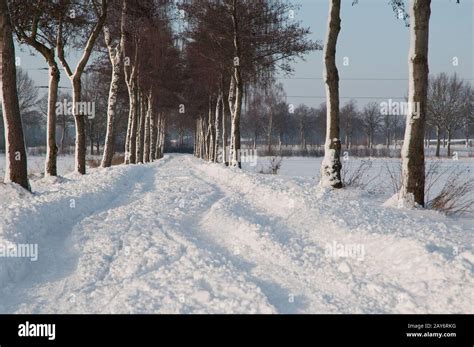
left=0, top=154, right=472, bottom=313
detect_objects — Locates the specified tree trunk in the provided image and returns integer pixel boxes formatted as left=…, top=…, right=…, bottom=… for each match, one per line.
left=144, top=91, right=151, bottom=163
left=136, top=90, right=146, bottom=164
left=320, top=0, right=342, bottom=188
left=399, top=0, right=430, bottom=207
left=435, top=126, right=441, bottom=157
left=101, top=37, right=122, bottom=168
left=158, top=114, right=166, bottom=159
left=194, top=118, right=200, bottom=158
left=156, top=114, right=163, bottom=159
left=128, top=80, right=138, bottom=164
left=0, top=0, right=29, bottom=190
left=150, top=109, right=157, bottom=162
left=89, top=120, right=94, bottom=156
left=214, top=92, right=222, bottom=163
left=229, top=72, right=242, bottom=168
left=60, top=114, right=67, bottom=155
left=45, top=63, right=60, bottom=176
left=447, top=129, right=452, bottom=158
left=229, top=1, right=242, bottom=169
left=124, top=80, right=135, bottom=164
left=222, top=89, right=228, bottom=165
left=72, top=78, right=87, bottom=174
left=267, top=110, right=273, bottom=154
left=207, top=96, right=215, bottom=162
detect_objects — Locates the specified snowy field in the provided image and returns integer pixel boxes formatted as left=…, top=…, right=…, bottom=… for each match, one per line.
left=0, top=154, right=473, bottom=313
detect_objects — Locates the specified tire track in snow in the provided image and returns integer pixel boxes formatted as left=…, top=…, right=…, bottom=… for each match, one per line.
left=4, top=155, right=276, bottom=313
left=1, top=159, right=167, bottom=313
left=187, top=162, right=374, bottom=313
left=188, top=156, right=474, bottom=313
left=2, top=154, right=472, bottom=313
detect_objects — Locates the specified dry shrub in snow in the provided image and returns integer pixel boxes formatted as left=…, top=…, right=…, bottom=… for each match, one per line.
left=341, top=159, right=375, bottom=189
left=258, top=156, right=283, bottom=175
left=385, top=160, right=402, bottom=194
left=385, top=159, right=474, bottom=216
left=426, top=168, right=474, bottom=216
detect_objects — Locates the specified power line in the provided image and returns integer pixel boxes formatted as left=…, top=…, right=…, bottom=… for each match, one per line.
left=279, top=77, right=474, bottom=81
left=287, top=96, right=407, bottom=99
left=35, top=86, right=72, bottom=89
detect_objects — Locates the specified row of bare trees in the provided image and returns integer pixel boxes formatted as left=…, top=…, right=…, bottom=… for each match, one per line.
left=427, top=73, right=472, bottom=157
left=322, top=0, right=471, bottom=208
left=2, top=0, right=471, bottom=214
left=4, top=0, right=180, bottom=187
left=182, top=0, right=318, bottom=167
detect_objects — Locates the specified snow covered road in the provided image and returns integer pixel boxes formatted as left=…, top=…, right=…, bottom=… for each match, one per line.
left=0, top=154, right=473, bottom=313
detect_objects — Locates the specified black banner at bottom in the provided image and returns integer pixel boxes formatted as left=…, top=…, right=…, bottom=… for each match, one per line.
left=0, top=314, right=472, bottom=346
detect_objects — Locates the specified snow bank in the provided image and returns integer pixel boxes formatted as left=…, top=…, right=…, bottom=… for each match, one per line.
left=0, top=154, right=472, bottom=313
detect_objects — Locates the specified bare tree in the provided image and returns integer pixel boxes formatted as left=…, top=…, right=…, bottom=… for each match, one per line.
left=56, top=0, right=108, bottom=174
left=295, top=104, right=310, bottom=150
left=0, top=0, right=29, bottom=189
left=273, top=101, right=290, bottom=152
left=360, top=102, right=382, bottom=149
left=320, top=0, right=342, bottom=188
left=427, top=73, right=467, bottom=157
left=101, top=1, right=123, bottom=167
left=263, top=82, right=285, bottom=154
left=399, top=0, right=431, bottom=207
left=340, top=100, right=357, bottom=150
left=442, top=74, right=469, bottom=157
left=182, top=0, right=318, bottom=168
left=382, top=111, right=399, bottom=149
left=11, top=0, right=62, bottom=176
left=16, top=67, right=38, bottom=116
left=462, top=84, right=473, bottom=148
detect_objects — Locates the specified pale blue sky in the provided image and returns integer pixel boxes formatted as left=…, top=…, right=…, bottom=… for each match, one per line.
left=15, top=0, right=473, bottom=108
left=280, top=0, right=473, bottom=108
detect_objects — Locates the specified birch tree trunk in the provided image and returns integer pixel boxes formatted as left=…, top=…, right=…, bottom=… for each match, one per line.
left=101, top=26, right=122, bottom=168
left=158, top=114, right=166, bottom=159
left=13, top=12, right=60, bottom=177
left=447, top=129, right=452, bottom=158
left=267, top=110, right=273, bottom=154
left=124, top=83, right=134, bottom=164
left=45, top=63, right=60, bottom=176
left=136, top=90, right=146, bottom=164
left=150, top=107, right=157, bottom=161
left=155, top=114, right=163, bottom=159
left=207, top=96, right=216, bottom=162
left=129, top=81, right=138, bottom=164
left=435, top=125, right=441, bottom=157
left=399, top=0, right=431, bottom=207
left=0, top=0, right=29, bottom=190
left=60, top=114, right=67, bottom=154
left=229, top=0, right=243, bottom=168
left=320, top=0, right=342, bottom=188
left=144, top=91, right=152, bottom=163
left=195, top=118, right=200, bottom=158
left=57, top=1, right=107, bottom=174
left=229, top=74, right=243, bottom=168
left=222, top=87, right=228, bottom=165
left=71, top=77, right=87, bottom=174
left=89, top=120, right=94, bottom=155
left=214, top=92, right=222, bottom=163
